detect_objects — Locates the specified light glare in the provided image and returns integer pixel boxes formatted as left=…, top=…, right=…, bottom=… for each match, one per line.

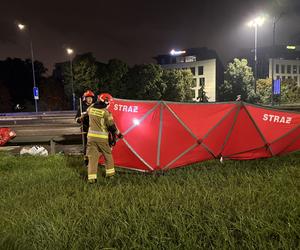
left=18, top=23, right=25, bottom=30
left=286, top=45, right=296, bottom=50
left=170, top=49, right=186, bottom=56
left=247, top=16, right=266, bottom=27
left=133, top=118, right=140, bottom=125
left=66, top=48, right=74, bottom=55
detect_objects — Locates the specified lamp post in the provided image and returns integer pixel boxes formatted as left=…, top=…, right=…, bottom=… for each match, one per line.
left=17, top=23, right=38, bottom=112
left=66, top=48, right=75, bottom=110
left=271, top=13, right=284, bottom=106
left=247, top=16, right=265, bottom=93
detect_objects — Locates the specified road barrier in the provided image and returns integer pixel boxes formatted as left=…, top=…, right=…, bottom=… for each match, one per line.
left=0, top=111, right=83, bottom=155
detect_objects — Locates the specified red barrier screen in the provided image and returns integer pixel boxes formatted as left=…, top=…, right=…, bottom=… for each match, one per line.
left=101, top=100, right=300, bottom=172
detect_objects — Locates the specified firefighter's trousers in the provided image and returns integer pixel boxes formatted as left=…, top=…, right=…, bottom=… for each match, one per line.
left=83, top=131, right=88, bottom=164
left=86, top=137, right=115, bottom=181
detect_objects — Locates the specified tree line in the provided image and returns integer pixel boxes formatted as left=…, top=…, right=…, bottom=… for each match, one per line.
left=218, top=58, right=300, bottom=104
left=0, top=55, right=299, bottom=113
left=0, top=53, right=194, bottom=112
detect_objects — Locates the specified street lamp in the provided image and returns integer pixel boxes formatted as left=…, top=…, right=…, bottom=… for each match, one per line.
left=18, top=24, right=25, bottom=30
left=66, top=47, right=75, bottom=110
left=17, top=22, right=38, bottom=112
left=271, top=13, right=284, bottom=106
left=247, top=16, right=265, bottom=93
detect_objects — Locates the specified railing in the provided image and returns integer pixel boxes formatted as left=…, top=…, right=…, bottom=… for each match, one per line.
left=0, top=111, right=83, bottom=155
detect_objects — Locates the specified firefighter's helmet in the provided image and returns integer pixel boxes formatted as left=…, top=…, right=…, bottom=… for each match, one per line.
left=83, top=90, right=95, bottom=98
left=98, top=93, right=113, bottom=105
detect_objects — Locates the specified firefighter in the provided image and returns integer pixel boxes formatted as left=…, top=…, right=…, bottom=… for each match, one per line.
left=85, top=93, right=123, bottom=183
left=75, top=90, right=95, bottom=165
left=0, top=128, right=16, bottom=146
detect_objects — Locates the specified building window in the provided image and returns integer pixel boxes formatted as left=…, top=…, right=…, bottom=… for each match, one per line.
left=176, top=57, right=185, bottom=63
left=276, top=75, right=280, bottom=79
left=197, top=89, right=202, bottom=98
left=198, top=66, right=204, bottom=75
left=281, top=65, right=285, bottom=74
left=199, top=77, right=205, bottom=87
left=293, top=65, right=297, bottom=74
left=190, top=67, right=195, bottom=75
left=185, top=56, right=196, bottom=62
left=294, top=76, right=298, bottom=82
left=275, top=64, right=279, bottom=74
left=288, top=76, right=291, bottom=79
left=191, top=78, right=197, bottom=87
left=282, top=76, right=286, bottom=81
left=287, top=65, right=291, bottom=74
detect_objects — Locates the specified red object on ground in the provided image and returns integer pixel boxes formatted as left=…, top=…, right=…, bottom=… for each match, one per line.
left=0, top=128, right=16, bottom=146
left=99, top=100, right=300, bottom=172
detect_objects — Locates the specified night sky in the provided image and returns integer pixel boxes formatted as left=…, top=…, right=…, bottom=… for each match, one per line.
left=1, top=0, right=299, bottom=74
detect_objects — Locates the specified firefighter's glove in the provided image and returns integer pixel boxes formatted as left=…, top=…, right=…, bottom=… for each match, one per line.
left=109, top=133, right=117, bottom=147
left=109, top=138, right=116, bottom=147
left=117, top=133, right=124, bottom=139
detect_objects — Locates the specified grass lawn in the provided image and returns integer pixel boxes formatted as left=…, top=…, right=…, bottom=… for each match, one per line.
left=0, top=152, right=299, bottom=249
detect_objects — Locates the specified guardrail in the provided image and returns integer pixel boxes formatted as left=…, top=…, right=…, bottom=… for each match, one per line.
left=275, top=105, right=300, bottom=112
left=0, top=111, right=83, bottom=155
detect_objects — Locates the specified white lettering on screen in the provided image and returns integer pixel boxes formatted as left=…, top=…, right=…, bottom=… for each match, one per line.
left=262, top=114, right=292, bottom=124
left=114, top=104, right=138, bottom=113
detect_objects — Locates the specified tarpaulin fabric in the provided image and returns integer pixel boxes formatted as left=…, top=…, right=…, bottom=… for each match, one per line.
left=100, top=100, right=300, bottom=172
left=0, top=127, right=14, bottom=146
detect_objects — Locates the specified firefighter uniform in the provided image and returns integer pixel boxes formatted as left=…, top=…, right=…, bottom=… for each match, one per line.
left=86, top=97, right=120, bottom=183
left=75, top=90, right=95, bottom=164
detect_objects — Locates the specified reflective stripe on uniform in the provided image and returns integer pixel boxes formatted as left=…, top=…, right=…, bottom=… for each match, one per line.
left=87, top=129, right=109, bottom=139
left=87, top=133, right=108, bottom=139
left=90, top=108, right=105, bottom=117
left=88, top=174, right=97, bottom=180
left=106, top=168, right=115, bottom=176
left=107, top=113, right=114, bottom=121
left=88, top=130, right=108, bottom=135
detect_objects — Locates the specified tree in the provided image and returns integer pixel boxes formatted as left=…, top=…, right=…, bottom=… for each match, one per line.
left=256, top=78, right=300, bottom=105
left=61, top=53, right=98, bottom=98
left=0, top=58, right=47, bottom=110
left=0, top=81, right=13, bottom=112
left=256, top=78, right=272, bottom=104
left=73, top=53, right=98, bottom=94
left=97, top=59, right=129, bottom=97
left=54, top=58, right=195, bottom=103
left=219, top=58, right=258, bottom=102
left=280, top=79, right=300, bottom=104
left=39, top=77, right=69, bottom=111
left=25, top=59, right=47, bottom=84
left=161, top=69, right=194, bottom=101
left=123, top=64, right=165, bottom=100
left=122, top=65, right=195, bottom=101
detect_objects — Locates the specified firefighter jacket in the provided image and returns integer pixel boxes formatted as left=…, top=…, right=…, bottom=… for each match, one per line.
left=86, top=102, right=119, bottom=140
left=75, top=102, right=93, bottom=132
